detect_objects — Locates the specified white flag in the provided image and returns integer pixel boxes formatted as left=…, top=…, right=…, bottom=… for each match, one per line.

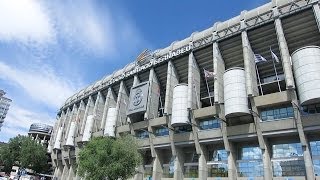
left=203, top=68, right=216, bottom=78
left=254, top=54, right=267, bottom=63
left=270, top=48, right=280, bottom=63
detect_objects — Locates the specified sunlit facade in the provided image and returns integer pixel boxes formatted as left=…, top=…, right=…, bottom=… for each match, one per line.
left=49, top=0, right=320, bottom=179
left=0, top=90, right=11, bottom=131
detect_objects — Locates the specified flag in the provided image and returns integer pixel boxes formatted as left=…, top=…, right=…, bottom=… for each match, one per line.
left=270, top=48, right=280, bottom=63
left=254, top=54, right=267, bottom=63
left=203, top=68, right=216, bottom=78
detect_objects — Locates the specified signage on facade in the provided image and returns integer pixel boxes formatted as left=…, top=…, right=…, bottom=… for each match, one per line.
left=127, top=82, right=150, bottom=115
left=104, top=44, right=194, bottom=87
left=29, top=123, right=53, bottom=134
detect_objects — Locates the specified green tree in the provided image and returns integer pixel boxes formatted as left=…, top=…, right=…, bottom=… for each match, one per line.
left=0, top=135, right=49, bottom=174
left=78, top=135, right=142, bottom=180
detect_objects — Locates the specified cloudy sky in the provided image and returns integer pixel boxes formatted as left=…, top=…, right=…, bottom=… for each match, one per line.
left=0, top=0, right=267, bottom=142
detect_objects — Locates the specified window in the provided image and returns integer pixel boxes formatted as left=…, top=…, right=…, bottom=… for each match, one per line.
left=136, top=130, right=149, bottom=139
left=184, top=165, right=198, bottom=178
left=260, top=106, right=294, bottom=121
left=302, top=104, right=320, bottom=115
left=199, top=118, right=220, bottom=130
left=174, top=125, right=192, bottom=134
left=144, top=165, right=153, bottom=178
left=272, top=143, right=306, bottom=177
left=154, top=126, right=169, bottom=136
left=310, top=140, right=320, bottom=176
left=163, top=156, right=174, bottom=178
left=237, top=147, right=263, bottom=177
left=208, top=149, right=228, bottom=177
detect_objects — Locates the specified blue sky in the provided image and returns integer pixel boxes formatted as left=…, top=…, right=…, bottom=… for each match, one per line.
left=0, top=0, right=268, bottom=142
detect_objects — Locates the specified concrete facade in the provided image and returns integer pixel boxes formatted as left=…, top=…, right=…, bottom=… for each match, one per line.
left=49, top=0, right=320, bottom=179
left=0, top=90, right=11, bottom=131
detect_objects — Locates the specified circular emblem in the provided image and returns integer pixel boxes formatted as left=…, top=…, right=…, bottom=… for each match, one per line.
left=133, top=88, right=143, bottom=106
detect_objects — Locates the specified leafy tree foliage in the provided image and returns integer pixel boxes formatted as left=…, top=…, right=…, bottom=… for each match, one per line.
left=0, top=135, right=49, bottom=173
left=78, top=135, right=142, bottom=180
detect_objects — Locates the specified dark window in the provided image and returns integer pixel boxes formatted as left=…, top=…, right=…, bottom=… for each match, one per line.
left=199, top=118, right=220, bottom=130
left=174, top=125, right=192, bottom=134
left=260, top=106, right=294, bottom=121
left=154, top=126, right=169, bottom=136
left=136, top=130, right=149, bottom=139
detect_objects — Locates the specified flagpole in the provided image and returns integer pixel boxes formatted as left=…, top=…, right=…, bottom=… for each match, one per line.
left=272, top=56, right=281, bottom=92
left=255, top=63, right=264, bottom=95
left=204, top=70, right=213, bottom=106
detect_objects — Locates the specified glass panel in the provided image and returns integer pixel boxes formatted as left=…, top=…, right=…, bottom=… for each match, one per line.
left=272, top=143, right=303, bottom=158
left=272, top=160, right=306, bottom=177
left=208, top=163, right=228, bottom=177
left=143, top=166, right=153, bottom=178
left=310, top=141, right=320, bottom=156
left=240, top=147, right=262, bottom=160
left=184, top=165, right=198, bottom=178
left=313, top=159, right=320, bottom=176
left=237, top=161, right=264, bottom=177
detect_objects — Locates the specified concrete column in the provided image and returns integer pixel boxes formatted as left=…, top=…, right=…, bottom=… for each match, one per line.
left=289, top=90, right=315, bottom=179
left=65, top=105, right=77, bottom=144
left=313, top=3, right=320, bottom=32
left=273, top=8, right=295, bottom=89
left=145, top=68, right=160, bottom=120
left=74, top=100, right=85, bottom=138
left=216, top=104, right=237, bottom=179
left=241, top=28, right=259, bottom=97
left=250, top=98, right=273, bottom=179
left=127, top=75, right=140, bottom=125
left=164, top=61, right=179, bottom=115
left=80, top=96, right=94, bottom=135
left=67, top=165, right=75, bottom=180
left=152, top=150, right=163, bottom=180
left=227, top=143, right=237, bottom=180
left=198, top=145, right=208, bottom=180
left=188, top=51, right=201, bottom=110
left=213, top=41, right=225, bottom=104
left=92, top=92, right=105, bottom=132
left=262, top=138, right=272, bottom=180
left=100, top=88, right=116, bottom=131
left=115, top=81, right=129, bottom=126
left=173, top=148, right=184, bottom=180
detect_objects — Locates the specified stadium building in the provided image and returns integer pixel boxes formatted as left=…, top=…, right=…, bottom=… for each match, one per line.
left=0, top=90, right=11, bottom=131
left=49, top=0, right=320, bottom=179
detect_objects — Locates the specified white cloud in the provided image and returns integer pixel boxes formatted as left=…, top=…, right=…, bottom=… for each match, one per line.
left=0, top=61, right=81, bottom=108
left=48, top=0, right=116, bottom=56
left=0, top=104, right=55, bottom=142
left=0, top=0, right=147, bottom=57
left=0, top=0, right=55, bottom=45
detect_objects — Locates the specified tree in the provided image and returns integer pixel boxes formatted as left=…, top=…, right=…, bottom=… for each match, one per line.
left=0, top=135, right=49, bottom=174
left=78, top=135, right=142, bottom=180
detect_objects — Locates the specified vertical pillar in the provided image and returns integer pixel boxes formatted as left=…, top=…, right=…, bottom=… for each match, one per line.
left=216, top=105, right=237, bottom=179
left=152, top=150, right=163, bottom=180
left=250, top=98, right=273, bottom=179
left=80, top=96, right=94, bottom=135
left=198, top=145, right=208, bottom=180
left=115, top=81, right=129, bottom=126
left=241, top=27, right=259, bottom=97
left=145, top=68, right=160, bottom=120
left=65, top=105, right=77, bottom=144
left=173, top=148, right=184, bottom=180
left=289, top=91, right=315, bottom=179
left=75, top=100, right=85, bottom=137
left=100, top=88, right=116, bottom=131
left=273, top=8, right=295, bottom=89
left=213, top=41, right=225, bottom=104
left=92, top=91, right=105, bottom=132
left=188, top=51, right=201, bottom=110
left=164, top=61, right=179, bottom=115
left=313, top=3, right=320, bottom=32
